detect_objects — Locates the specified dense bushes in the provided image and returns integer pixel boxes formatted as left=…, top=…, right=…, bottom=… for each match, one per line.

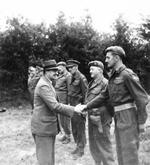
left=0, top=14, right=150, bottom=101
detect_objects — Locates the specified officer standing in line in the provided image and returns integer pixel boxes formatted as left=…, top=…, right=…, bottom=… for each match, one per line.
left=82, top=46, right=149, bottom=165
left=28, top=64, right=43, bottom=109
left=85, top=60, right=115, bottom=165
left=28, top=66, right=36, bottom=108
left=55, top=61, right=72, bottom=144
left=67, top=59, right=88, bottom=159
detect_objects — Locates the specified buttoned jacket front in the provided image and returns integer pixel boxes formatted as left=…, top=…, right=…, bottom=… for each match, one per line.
left=55, top=71, right=71, bottom=104
left=31, top=76, right=74, bottom=136
left=108, top=64, right=148, bottom=124
left=87, top=64, right=149, bottom=125
left=85, top=77, right=112, bottom=125
left=68, top=70, right=88, bottom=104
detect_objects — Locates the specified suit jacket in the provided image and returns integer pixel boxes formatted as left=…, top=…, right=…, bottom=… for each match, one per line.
left=31, top=76, right=74, bottom=136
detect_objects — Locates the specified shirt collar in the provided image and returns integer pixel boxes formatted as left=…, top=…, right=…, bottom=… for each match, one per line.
left=110, top=64, right=126, bottom=78
left=115, top=64, right=126, bottom=74
left=94, top=75, right=103, bottom=84
left=73, top=70, right=80, bottom=78
left=44, top=75, right=52, bottom=85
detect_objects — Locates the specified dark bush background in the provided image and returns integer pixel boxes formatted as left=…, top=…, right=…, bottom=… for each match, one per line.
left=0, top=13, right=150, bottom=103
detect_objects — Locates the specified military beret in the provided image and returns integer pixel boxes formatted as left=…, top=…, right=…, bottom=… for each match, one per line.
left=105, top=46, right=126, bottom=59
left=66, top=60, right=80, bottom=68
left=57, top=61, right=66, bottom=67
left=88, top=60, right=104, bottom=70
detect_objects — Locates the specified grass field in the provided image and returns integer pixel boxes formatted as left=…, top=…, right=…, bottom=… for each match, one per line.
left=0, top=102, right=150, bottom=165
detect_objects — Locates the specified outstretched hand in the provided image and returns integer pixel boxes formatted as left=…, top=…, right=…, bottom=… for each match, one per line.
left=74, top=104, right=87, bottom=113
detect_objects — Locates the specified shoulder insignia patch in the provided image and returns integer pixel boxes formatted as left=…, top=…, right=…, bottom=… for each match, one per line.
left=131, top=74, right=139, bottom=81
left=125, top=68, right=139, bottom=81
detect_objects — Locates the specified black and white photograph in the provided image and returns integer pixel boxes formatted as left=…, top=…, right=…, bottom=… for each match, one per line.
left=0, top=0, right=150, bottom=164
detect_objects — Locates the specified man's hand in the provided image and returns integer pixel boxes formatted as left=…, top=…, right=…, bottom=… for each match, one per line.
left=74, top=104, right=87, bottom=113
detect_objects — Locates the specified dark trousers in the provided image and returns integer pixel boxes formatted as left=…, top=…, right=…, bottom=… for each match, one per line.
left=71, top=113, right=86, bottom=151
left=60, top=114, right=71, bottom=135
left=70, top=97, right=86, bottom=151
left=57, top=91, right=71, bottom=136
left=33, top=134, right=56, bottom=165
left=89, top=121, right=115, bottom=165
left=114, top=108, right=139, bottom=165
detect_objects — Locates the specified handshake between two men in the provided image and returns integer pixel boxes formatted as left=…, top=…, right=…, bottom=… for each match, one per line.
left=74, top=104, right=87, bottom=114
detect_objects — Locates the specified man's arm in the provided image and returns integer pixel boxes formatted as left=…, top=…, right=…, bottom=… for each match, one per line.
left=85, top=84, right=109, bottom=111
left=80, top=75, right=88, bottom=103
left=39, top=85, right=75, bottom=117
left=66, top=73, right=72, bottom=104
left=125, top=73, right=149, bottom=125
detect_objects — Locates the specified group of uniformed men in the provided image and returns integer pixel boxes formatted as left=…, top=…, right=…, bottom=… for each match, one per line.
left=29, top=46, right=149, bottom=165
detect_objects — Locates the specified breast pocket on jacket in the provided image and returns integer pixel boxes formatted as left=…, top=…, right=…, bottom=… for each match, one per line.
left=87, top=88, right=102, bottom=102
left=72, top=79, right=80, bottom=86
left=40, top=116, right=57, bottom=123
left=91, top=87, right=102, bottom=96
left=113, top=78, right=125, bottom=94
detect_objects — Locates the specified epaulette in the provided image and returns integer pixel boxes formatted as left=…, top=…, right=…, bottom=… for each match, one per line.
left=103, top=77, right=108, bottom=85
left=80, top=74, right=87, bottom=83
left=80, top=73, right=85, bottom=79
left=124, top=68, right=139, bottom=81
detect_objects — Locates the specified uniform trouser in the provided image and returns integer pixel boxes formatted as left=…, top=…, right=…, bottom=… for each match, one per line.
left=69, top=97, right=86, bottom=151
left=71, top=113, right=86, bottom=151
left=33, top=134, right=56, bottom=165
left=88, top=121, right=115, bottom=165
left=60, top=115, right=71, bottom=136
left=114, top=108, right=139, bottom=165
left=57, top=91, right=71, bottom=136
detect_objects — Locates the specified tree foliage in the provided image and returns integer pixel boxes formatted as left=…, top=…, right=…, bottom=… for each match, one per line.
left=0, top=18, right=33, bottom=93
left=0, top=13, right=150, bottom=100
left=138, top=17, right=150, bottom=93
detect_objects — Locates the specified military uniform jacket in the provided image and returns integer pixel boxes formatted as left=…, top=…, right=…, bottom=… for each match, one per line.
left=28, top=75, right=40, bottom=94
left=68, top=70, right=88, bottom=104
left=85, top=77, right=112, bottom=125
left=55, top=71, right=71, bottom=103
left=87, top=64, right=148, bottom=125
left=31, top=76, right=74, bottom=136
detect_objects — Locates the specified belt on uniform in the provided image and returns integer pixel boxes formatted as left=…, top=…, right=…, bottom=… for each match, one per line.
left=114, top=102, right=136, bottom=112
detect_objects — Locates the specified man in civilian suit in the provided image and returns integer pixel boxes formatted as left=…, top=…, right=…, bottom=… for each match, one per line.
left=31, top=59, right=80, bottom=165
